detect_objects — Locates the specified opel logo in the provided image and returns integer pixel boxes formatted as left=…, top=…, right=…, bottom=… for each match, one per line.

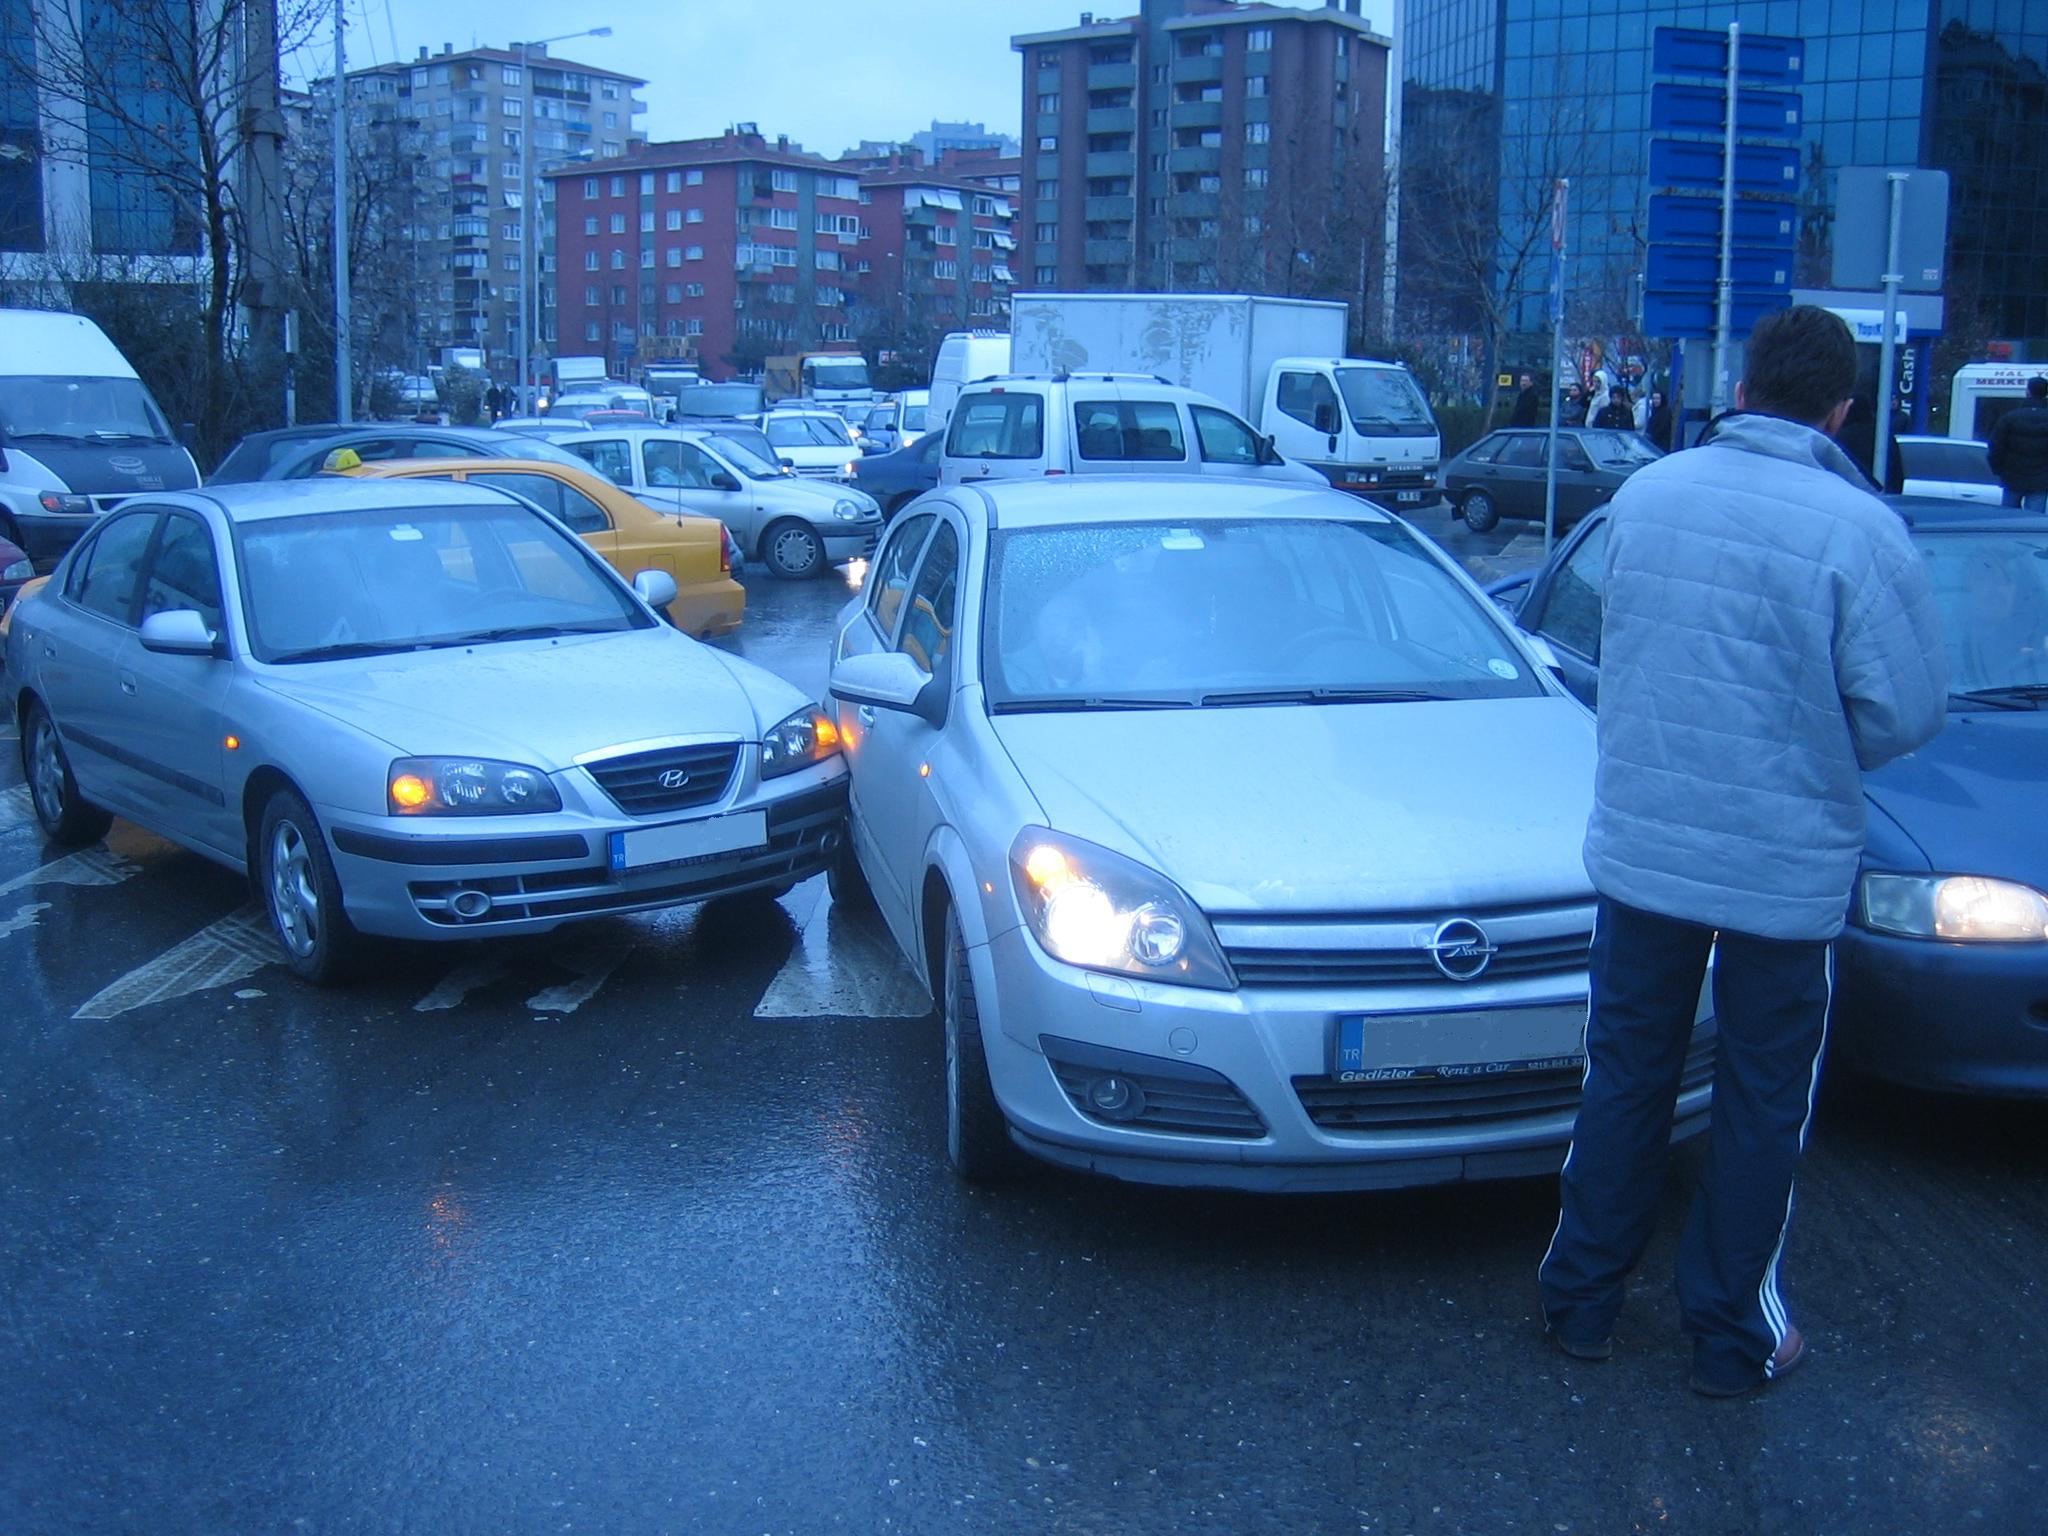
left=658, top=768, right=691, bottom=790
left=1427, top=918, right=1497, bottom=982
left=110, top=455, right=147, bottom=474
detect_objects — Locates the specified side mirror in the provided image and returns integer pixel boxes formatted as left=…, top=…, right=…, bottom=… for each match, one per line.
left=829, top=649, right=945, bottom=728
left=1256, top=433, right=1281, bottom=466
left=631, top=568, right=679, bottom=611
left=778, top=456, right=796, bottom=470
left=138, top=608, right=220, bottom=656
left=708, top=471, right=741, bottom=492
left=860, top=441, right=883, bottom=455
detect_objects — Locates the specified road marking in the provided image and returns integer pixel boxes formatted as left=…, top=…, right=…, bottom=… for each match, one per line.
left=0, top=844, right=142, bottom=899
left=0, top=902, right=51, bottom=938
left=72, top=906, right=279, bottom=1021
left=527, top=936, right=636, bottom=1014
left=0, top=784, right=33, bottom=830
left=413, top=957, right=510, bottom=1013
left=754, top=888, right=929, bottom=1020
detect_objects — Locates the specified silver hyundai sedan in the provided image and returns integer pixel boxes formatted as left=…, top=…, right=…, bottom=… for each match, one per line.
left=827, top=477, right=1715, bottom=1191
left=6, top=479, right=847, bottom=984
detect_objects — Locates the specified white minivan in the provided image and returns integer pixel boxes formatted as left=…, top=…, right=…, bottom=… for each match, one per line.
left=938, top=375, right=1327, bottom=488
left=0, top=309, right=200, bottom=568
left=927, top=331, right=1012, bottom=440
left=559, top=425, right=882, bottom=579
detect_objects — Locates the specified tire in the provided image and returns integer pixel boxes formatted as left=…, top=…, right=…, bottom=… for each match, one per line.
left=941, top=903, right=1021, bottom=1182
left=21, top=699, right=113, bottom=846
left=826, top=836, right=874, bottom=912
left=257, top=788, right=367, bottom=986
left=761, top=519, right=825, bottom=580
left=1461, top=489, right=1500, bottom=533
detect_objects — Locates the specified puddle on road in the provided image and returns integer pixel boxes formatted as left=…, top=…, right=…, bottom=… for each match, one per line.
left=754, top=883, right=929, bottom=1020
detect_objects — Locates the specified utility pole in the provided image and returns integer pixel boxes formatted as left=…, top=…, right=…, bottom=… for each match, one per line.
left=1873, top=170, right=1906, bottom=490
left=1708, top=20, right=1739, bottom=414
left=1380, top=0, right=1402, bottom=341
left=332, top=0, right=352, bottom=422
left=1543, top=177, right=1568, bottom=556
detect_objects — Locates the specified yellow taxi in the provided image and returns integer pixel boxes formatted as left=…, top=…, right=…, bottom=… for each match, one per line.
left=341, top=454, right=745, bottom=638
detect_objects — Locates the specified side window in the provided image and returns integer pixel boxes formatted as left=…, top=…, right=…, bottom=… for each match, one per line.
left=1560, top=438, right=1594, bottom=473
left=947, top=392, right=1044, bottom=459
left=1497, top=434, right=1546, bottom=468
left=1536, top=521, right=1610, bottom=659
left=69, top=512, right=158, bottom=624
left=1275, top=371, right=1340, bottom=431
left=1073, top=400, right=1187, bottom=462
left=470, top=472, right=566, bottom=518
left=914, top=432, right=944, bottom=464
left=1192, top=405, right=1261, bottom=465
left=644, top=439, right=720, bottom=489
left=555, top=485, right=611, bottom=534
left=898, top=521, right=961, bottom=675
left=139, top=514, right=225, bottom=633
left=1463, top=434, right=1504, bottom=464
left=568, top=438, right=634, bottom=486
left=404, top=438, right=467, bottom=460
left=867, top=513, right=933, bottom=638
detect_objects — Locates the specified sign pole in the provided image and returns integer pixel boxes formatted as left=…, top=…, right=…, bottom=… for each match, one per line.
left=1873, top=170, right=1906, bottom=490
left=331, top=0, right=351, bottom=423
left=1544, top=177, right=1569, bottom=556
left=1708, top=20, right=1739, bottom=415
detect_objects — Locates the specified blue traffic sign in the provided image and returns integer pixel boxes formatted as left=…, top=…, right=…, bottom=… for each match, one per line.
left=1651, top=137, right=1801, bottom=195
left=1648, top=193, right=1797, bottom=248
left=1646, top=245, right=1793, bottom=293
left=1644, top=289, right=1791, bottom=341
left=1650, top=81, right=1803, bottom=138
left=1653, top=26, right=1805, bottom=84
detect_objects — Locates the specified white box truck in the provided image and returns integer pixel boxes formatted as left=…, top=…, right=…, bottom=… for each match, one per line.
left=1008, top=292, right=1441, bottom=509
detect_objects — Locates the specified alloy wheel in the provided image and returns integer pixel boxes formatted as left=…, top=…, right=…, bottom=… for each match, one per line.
left=268, top=819, right=321, bottom=958
left=29, top=715, right=66, bottom=826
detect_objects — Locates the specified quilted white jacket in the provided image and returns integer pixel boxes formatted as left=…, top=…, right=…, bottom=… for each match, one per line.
left=1583, top=412, right=1947, bottom=940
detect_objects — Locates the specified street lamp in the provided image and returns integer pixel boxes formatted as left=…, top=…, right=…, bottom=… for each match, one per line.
left=513, top=26, right=612, bottom=411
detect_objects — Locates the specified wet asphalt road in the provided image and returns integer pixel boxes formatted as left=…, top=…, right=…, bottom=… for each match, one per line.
left=3, top=505, right=2044, bottom=1535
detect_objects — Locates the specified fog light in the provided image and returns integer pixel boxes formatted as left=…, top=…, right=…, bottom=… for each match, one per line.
left=1086, top=1074, right=1145, bottom=1121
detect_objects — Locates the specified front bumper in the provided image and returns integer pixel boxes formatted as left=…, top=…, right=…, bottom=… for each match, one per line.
left=821, top=520, right=881, bottom=562
left=972, top=924, right=1715, bottom=1192
left=1832, top=924, right=2048, bottom=1096
left=322, top=769, right=846, bottom=939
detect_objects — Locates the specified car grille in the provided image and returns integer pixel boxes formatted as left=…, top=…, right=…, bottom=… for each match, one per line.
left=582, top=741, right=741, bottom=816
left=1226, top=931, right=1590, bottom=988
left=1041, top=1035, right=1266, bottom=1139
left=1295, top=1031, right=1716, bottom=1134
left=1215, top=903, right=1593, bottom=990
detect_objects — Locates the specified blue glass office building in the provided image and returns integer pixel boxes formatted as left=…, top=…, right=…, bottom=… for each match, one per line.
left=1403, top=0, right=2048, bottom=343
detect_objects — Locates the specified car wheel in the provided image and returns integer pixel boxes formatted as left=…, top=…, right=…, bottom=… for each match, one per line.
left=257, top=788, right=366, bottom=986
left=1461, top=489, right=1500, bottom=533
left=942, top=903, right=1021, bottom=1182
left=826, top=836, right=873, bottom=911
left=21, top=699, right=112, bottom=846
left=762, top=519, right=825, bottom=580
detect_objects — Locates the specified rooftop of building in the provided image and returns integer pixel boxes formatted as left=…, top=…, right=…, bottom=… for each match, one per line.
left=1013, top=0, right=1383, bottom=49
left=539, top=127, right=841, bottom=180
left=351, top=42, right=647, bottom=88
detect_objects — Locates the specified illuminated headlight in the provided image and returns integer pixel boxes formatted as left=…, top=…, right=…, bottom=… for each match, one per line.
left=831, top=498, right=868, bottom=521
left=388, top=756, right=561, bottom=815
left=842, top=460, right=860, bottom=479
left=1009, top=827, right=1233, bottom=989
left=2, top=557, right=30, bottom=581
left=1860, top=873, right=2048, bottom=942
left=760, top=705, right=841, bottom=778
left=38, top=491, right=93, bottom=515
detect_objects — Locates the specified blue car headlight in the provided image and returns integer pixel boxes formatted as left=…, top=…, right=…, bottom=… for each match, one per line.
left=1008, top=827, right=1234, bottom=989
left=1859, top=873, right=2048, bottom=942
left=388, top=756, right=561, bottom=815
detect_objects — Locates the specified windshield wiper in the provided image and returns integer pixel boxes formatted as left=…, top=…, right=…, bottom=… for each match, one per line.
left=992, top=695, right=1193, bottom=713
left=268, top=640, right=419, bottom=663
left=422, top=622, right=625, bottom=647
left=1199, top=686, right=1452, bottom=706
left=1950, top=685, right=2046, bottom=710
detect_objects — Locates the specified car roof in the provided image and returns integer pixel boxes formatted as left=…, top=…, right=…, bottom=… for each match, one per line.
left=169, top=477, right=521, bottom=524
left=572, top=424, right=723, bottom=443
left=1890, top=496, right=2045, bottom=531
left=961, top=475, right=1388, bottom=531
left=1897, top=434, right=1985, bottom=447
left=351, top=456, right=587, bottom=479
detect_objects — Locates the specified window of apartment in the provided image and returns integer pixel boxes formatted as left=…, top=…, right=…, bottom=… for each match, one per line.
left=584, top=284, right=599, bottom=304
left=583, top=215, right=599, bottom=235
left=632, top=172, right=649, bottom=194
left=502, top=129, right=522, bottom=150
left=584, top=321, right=600, bottom=341
left=768, top=207, right=797, bottom=230
left=610, top=212, right=626, bottom=233
left=664, top=208, right=681, bottom=230
left=610, top=176, right=625, bottom=196
left=600, top=81, right=619, bottom=99
left=611, top=249, right=625, bottom=268
left=602, top=140, right=621, bottom=157
left=1037, top=93, right=1060, bottom=113
left=1037, top=135, right=1057, bottom=152
left=1245, top=122, right=1270, bottom=145
left=502, top=160, right=521, bottom=179
left=935, top=225, right=956, bottom=245
left=583, top=177, right=599, bottom=198
left=934, top=260, right=958, bottom=280
left=603, top=112, right=618, bottom=129
left=686, top=168, right=703, bottom=185
left=1178, top=33, right=1222, bottom=58
left=1150, top=153, right=1167, bottom=171
left=819, top=174, right=857, bottom=199
left=687, top=208, right=703, bottom=223
left=1036, top=178, right=1058, bottom=199
left=686, top=245, right=703, bottom=260
left=815, top=249, right=841, bottom=270
left=1246, top=26, right=1272, bottom=51
left=640, top=249, right=654, bottom=268
left=816, top=212, right=857, bottom=237
left=502, top=97, right=522, bottom=117
left=501, top=222, right=521, bottom=241
left=971, top=265, right=991, bottom=283
left=610, top=284, right=627, bottom=305
left=665, top=171, right=681, bottom=193
left=502, top=252, right=522, bottom=271
left=771, top=168, right=797, bottom=192
left=974, top=229, right=994, bottom=248
left=686, top=318, right=703, bottom=336
left=640, top=210, right=655, bottom=232
left=584, top=250, right=599, bottom=270
left=1246, top=75, right=1269, bottom=98
left=685, top=282, right=704, bottom=297
left=665, top=247, right=681, bottom=267
left=1035, top=222, right=1057, bottom=242
left=1244, top=167, right=1270, bottom=189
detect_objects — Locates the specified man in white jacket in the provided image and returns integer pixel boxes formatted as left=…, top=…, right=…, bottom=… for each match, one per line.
left=1538, top=306, right=1948, bottom=1397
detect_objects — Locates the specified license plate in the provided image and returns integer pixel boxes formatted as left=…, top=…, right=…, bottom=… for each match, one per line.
left=1331, top=1004, right=1587, bottom=1083
left=1397, top=490, right=1424, bottom=503
left=608, top=810, right=767, bottom=872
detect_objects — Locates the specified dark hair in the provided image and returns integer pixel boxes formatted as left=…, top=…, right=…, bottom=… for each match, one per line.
left=2030, top=376, right=2048, bottom=401
left=1742, top=305, right=1858, bottom=425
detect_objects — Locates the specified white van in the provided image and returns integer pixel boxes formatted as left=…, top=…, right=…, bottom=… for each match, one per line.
left=1948, top=362, right=2048, bottom=444
left=937, top=374, right=1327, bottom=488
left=754, top=408, right=861, bottom=482
left=0, top=309, right=200, bottom=567
left=927, top=331, right=1011, bottom=440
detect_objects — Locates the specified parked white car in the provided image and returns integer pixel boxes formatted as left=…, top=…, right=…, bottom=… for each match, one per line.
left=928, top=331, right=1011, bottom=440
left=938, top=375, right=1327, bottom=488
left=754, top=409, right=862, bottom=482
left=825, top=476, right=1714, bottom=1190
left=1896, top=435, right=2003, bottom=504
left=558, top=425, right=881, bottom=579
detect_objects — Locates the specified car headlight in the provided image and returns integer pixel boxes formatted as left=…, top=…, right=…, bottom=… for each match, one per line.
left=831, top=499, right=867, bottom=522
left=1860, top=873, right=2048, bottom=942
left=842, top=461, right=859, bottom=479
left=38, top=491, right=93, bottom=515
left=1008, top=827, right=1234, bottom=989
left=3, top=558, right=30, bottom=582
left=388, top=756, right=561, bottom=815
left=760, top=705, right=841, bottom=779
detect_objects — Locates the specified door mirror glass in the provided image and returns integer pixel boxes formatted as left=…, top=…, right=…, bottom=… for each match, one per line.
left=708, top=470, right=741, bottom=491
left=631, top=568, right=678, bottom=611
left=830, top=649, right=944, bottom=726
left=138, top=608, right=219, bottom=656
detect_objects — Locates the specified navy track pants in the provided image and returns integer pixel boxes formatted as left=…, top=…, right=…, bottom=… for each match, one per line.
left=1538, top=896, right=1832, bottom=1393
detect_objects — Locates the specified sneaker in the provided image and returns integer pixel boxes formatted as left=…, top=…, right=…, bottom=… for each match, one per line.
left=1691, top=1327, right=1805, bottom=1397
left=1547, top=1325, right=1613, bottom=1362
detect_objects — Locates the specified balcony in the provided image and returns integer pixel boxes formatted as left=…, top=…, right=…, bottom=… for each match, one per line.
left=1168, top=146, right=1222, bottom=173
left=1085, top=106, right=1135, bottom=135
left=1084, top=237, right=1132, bottom=266
left=1084, top=150, right=1135, bottom=178
left=566, top=120, right=592, bottom=135
left=1171, top=53, right=1225, bottom=85
left=1170, top=100, right=1222, bottom=129
left=1086, top=60, right=1136, bottom=91
left=1170, top=191, right=1219, bottom=218
left=1170, top=235, right=1216, bottom=262
left=1084, top=194, right=1135, bottom=221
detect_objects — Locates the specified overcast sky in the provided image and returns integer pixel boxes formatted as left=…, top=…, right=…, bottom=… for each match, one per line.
left=292, top=0, right=1376, bottom=157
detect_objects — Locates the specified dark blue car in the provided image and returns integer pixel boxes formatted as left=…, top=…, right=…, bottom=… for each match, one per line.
left=1497, top=496, right=2048, bottom=1096
left=850, top=432, right=941, bottom=519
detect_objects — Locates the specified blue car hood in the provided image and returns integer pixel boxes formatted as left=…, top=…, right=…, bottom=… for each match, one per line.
left=1862, top=710, right=2048, bottom=883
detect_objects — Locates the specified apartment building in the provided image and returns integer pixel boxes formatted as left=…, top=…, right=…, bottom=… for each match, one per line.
left=547, top=128, right=865, bottom=379
left=856, top=159, right=1017, bottom=337
left=352, top=42, right=647, bottom=377
left=1013, top=0, right=1389, bottom=294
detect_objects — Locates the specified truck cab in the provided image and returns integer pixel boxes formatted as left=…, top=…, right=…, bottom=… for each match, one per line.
left=1260, top=358, right=1442, bottom=509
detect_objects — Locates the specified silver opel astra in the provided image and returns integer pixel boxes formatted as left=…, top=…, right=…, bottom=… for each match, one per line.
left=827, top=477, right=1715, bottom=1191
left=6, top=479, right=846, bottom=983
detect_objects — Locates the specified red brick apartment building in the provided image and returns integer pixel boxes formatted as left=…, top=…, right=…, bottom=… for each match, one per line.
left=851, top=155, right=1017, bottom=341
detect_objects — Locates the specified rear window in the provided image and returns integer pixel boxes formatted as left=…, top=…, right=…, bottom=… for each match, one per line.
left=1902, top=439, right=1995, bottom=485
left=1073, top=399, right=1187, bottom=462
left=947, top=392, right=1045, bottom=460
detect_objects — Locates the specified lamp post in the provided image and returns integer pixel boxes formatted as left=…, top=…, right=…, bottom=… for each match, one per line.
left=513, top=26, right=612, bottom=412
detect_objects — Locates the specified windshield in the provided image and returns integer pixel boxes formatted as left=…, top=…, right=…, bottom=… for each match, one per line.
left=707, top=435, right=783, bottom=479
left=1577, top=430, right=1662, bottom=466
left=674, top=384, right=766, bottom=419
left=765, top=414, right=854, bottom=448
left=984, top=517, right=1542, bottom=710
left=902, top=403, right=927, bottom=431
left=806, top=358, right=871, bottom=392
left=1916, top=528, right=2048, bottom=696
left=1333, top=368, right=1436, bottom=438
left=238, top=501, right=648, bottom=663
left=0, top=375, right=174, bottom=443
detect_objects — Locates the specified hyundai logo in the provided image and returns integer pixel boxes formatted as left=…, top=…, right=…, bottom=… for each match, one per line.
left=658, top=768, right=692, bottom=790
left=1427, top=918, right=1497, bottom=982
left=109, top=455, right=147, bottom=475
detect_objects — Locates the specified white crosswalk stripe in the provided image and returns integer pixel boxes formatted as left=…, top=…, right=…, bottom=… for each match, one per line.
left=72, top=906, right=279, bottom=1021
left=527, top=936, right=637, bottom=1015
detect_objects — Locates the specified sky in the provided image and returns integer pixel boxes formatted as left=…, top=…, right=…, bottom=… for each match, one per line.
left=290, top=0, right=1374, bottom=158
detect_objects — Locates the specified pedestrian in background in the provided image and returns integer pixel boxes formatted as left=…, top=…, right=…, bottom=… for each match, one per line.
left=1592, top=386, right=1634, bottom=430
left=1511, top=372, right=1541, bottom=428
left=1643, top=391, right=1673, bottom=452
left=1987, top=375, right=2048, bottom=510
left=1835, top=391, right=1905, bottom=495
left=1561, top=384, right=1587, bottom=426
left=1538, top=304, right=1947, bottom=1398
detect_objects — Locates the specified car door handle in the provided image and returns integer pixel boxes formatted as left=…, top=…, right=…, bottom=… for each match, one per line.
left=119, top=671, right=138, bottom=696
left=857, top=705, right=876, bottom=728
